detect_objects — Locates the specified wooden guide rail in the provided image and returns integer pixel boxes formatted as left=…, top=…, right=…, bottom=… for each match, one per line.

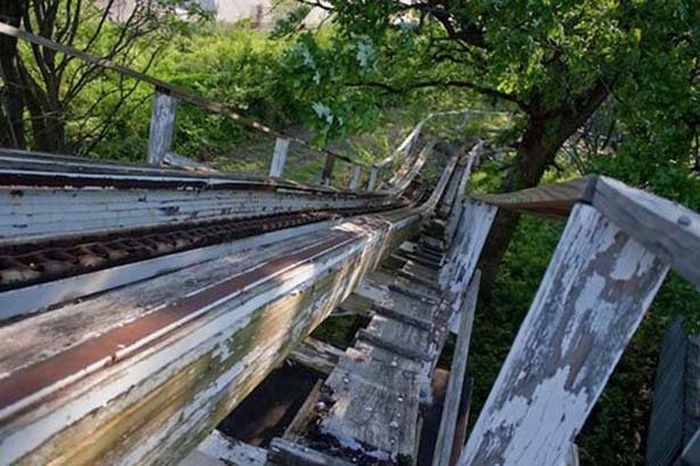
left=0, top=21, right=514, bottom=191
left=475, top=175, right=700, bottom=289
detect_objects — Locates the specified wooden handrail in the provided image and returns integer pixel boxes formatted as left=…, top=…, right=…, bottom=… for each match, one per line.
left=0, top=21, right=365, bottom=167
left=475, top=175, right=700, bottom=288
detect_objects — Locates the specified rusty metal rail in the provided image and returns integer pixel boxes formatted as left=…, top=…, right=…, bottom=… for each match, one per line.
left=0, top=205, right=403, bottom=293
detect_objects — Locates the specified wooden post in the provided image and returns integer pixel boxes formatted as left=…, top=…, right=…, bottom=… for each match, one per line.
left=147, top=87, right=177, bottom=165
left=367, top=165, right=378, bottom=191
left=440, top=199, right=497, bottom=292
left=349, top=164, right=361, bottom=190
left=432, top=272, right=481, bottom=466
left=460, top=203, right=669, bottom=466
left=320, top=153, right=336, bottom=186
left=449, top=378, right=474, bottom=466
left=269, top=137, right=290, bottom=178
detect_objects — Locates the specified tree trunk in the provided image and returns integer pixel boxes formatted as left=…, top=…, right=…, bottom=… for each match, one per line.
left=478, top=82, right=610, bottom=292
left=478, top=116, right=561, bottom=291
left=0, top=0, right=28, bottom=149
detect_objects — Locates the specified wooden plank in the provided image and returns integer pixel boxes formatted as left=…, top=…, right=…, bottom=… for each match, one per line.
left=397, top=269, right=441, bottom=291
left=327, top=343, right=424, bottom=399
left=289, top=338, right=345, bottom=375
left=560, top=444, right=580, bottom=466
left=349, top=164, right=361, bottom=190
left=322, top=353, right=422, bottom=461
left=355, top=280, right=435, bottom=322
left=460, top=203, right=669, bottom=466
left=321, top=153, right=336, bottom=186
left=646, top=316, right=687, bottom=466
left=367, top=165, right=378, bottom=191
left=147, top=88, right=177, bottom=165
left=163, top=151, right=217, bottom=173
left=357, top=325, right=431, bottom=362
left=681, top=428, right=700, bottom=465
left=270, top=137, right=290, bottom=178
left=0, top=183, right=396, bottom=246
left=334, top=293, right=373, bottom=316
left=179, top=430, right=267, bottom=466
left=449, top=378, right=474, bottom=466
left=432, top=271, right=480, bottom=466
left=446, top=143, right=482, bottom=241
left=592, top=176, right=700, bottom=289
left=283, top=379, right=323, bottom=441
left=474, top=176, right=595, bottom=218
left=0, top=219, right=336, bottom=321
left=440, top=199, right=497, bottom=302
left=685, top=335, right=700, bottom=445
left=269, top=438, right=354, bottom=465
left=370, top=302, right=433, bottom=331
left=385, top=141, right=433, bottom=195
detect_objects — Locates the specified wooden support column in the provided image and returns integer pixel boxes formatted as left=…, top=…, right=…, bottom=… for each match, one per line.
left=460, top=203, right=669, bottom=466
left=269, top=137, right=290, bottom=178
left=321, top=153, right=336, bottom=186
left=147, top=87, right=177, bottom=165
left=432, top=271, right=481, bottom=466
left=367, top=165, right=378, bottom=191
left=349, top=164, right=361, bottom=190
left=440, top=199, right=497, bottom=294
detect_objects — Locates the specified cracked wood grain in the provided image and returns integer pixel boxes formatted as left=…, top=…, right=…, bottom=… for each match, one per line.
left=460, top=203, right=669, bottom=466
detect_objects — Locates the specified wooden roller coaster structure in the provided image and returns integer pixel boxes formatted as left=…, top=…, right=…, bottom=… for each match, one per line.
left=0, top=21, right=698, bottom=466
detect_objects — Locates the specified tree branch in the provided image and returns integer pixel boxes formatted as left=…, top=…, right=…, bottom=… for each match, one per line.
left=347, top=79, right=524, bottom=107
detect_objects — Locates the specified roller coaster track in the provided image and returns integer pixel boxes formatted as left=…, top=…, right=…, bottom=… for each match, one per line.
left=2, top=20, right=698, bottom=466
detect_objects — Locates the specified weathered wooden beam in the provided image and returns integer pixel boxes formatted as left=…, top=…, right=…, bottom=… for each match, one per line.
left=474, top=176, right=594, bottom=218
left=179, top=430, right=267, bottom=466
left=0, top=220, right=336, bottom=321
left=432, top=271, right=481, bottom=466
left=0, top=207, right=425, bottom=465
left=646, top=316, right=688, bottom=466
left=591, top=176, right=700, bottom=289
left=269, top=438, right=354, bottom=466
left=0, top=21, right=367, bottom=168
left=561, top=444, right=580, bottom=466
left=321, top=153, right=336, bottom=186
left=449, top=377, right=474, bottom=466
left=446, top=143, right=482, bottom=241
left=367, top=165, right=378, bottom=191
left=460, top=203, right=669, bottom=465
left=0, top=180, right=396, bottom=247
left=440, top=199, right=497, bottom=298
left=349, top=164, right=362, bottom=190
left=289, top=337, right=345, bottom=375
left=147, top=87, right=177, bottom=165
left=681, top=428, right=700, bottom=465
left=163, top=151, right=217, bottom=173
left=385, top=141, right=434, bottom=195
left=283, top=379, right=323, bottom=441
left=270, top=137, right=290, bottom=178
left=370, top=302, right=433, bottom=330
left=0, top=149, right=349, bottom=194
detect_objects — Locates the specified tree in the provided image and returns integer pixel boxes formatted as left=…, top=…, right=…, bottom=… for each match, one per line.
left=284, top=0, right=698, bottom=285
left=0, top=0, right=207, bottom=153
left=0, top=0, right=28, bottom=149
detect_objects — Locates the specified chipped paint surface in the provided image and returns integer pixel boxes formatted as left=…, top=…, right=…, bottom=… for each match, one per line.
left=0, top=206, right=423, bottom=465
left=460, top=203, right=669, bottom=465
